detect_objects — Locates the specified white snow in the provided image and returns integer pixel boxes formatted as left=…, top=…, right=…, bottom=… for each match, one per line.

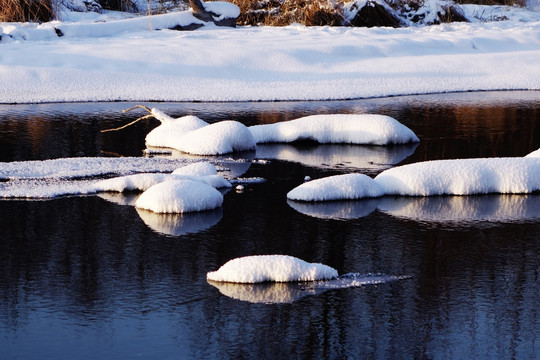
left=135, top=179, right=224, bottom=213
left=203, top=1, right=240, bottom=20
left=249, top=114, right=419, bottom=145
left=1, top=4, right=540, bottom=103
left=287, top=173, right=385, bottom=201
left=145, top=114, right=256, bottom=155
left=206, top=255, right=339, bottom=283
left=0, top=160, right=231, bottom=198
left=0, top=156, right=189, bottom=179
left=287, top=152, right=540, bottom=201
left=375, top=157, right=540, bottom=196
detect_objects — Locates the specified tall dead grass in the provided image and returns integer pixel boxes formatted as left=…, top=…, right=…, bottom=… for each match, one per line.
left=231, top=0, right=344, bottom=26
left=0, top=0, right=53, bottom=22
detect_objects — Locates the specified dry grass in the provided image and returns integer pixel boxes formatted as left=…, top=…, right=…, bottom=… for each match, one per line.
left=0, top=0, right=53, bottom=22
left=231, top=0, right=345, bottom=26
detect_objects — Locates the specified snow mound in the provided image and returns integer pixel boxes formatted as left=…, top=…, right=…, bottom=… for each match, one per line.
left=145, top=114, right=208, bottom=148
left=525, top=148, right=540, bottom=158
left=135, top=179, right=223, bottom=213
left=204, top=1, right=241, bottom=19
left=171, top=161, right=218, bottom=176
left=147, top=119, right=256, bottom=155
left=249, top=114, right=419, bottom=145
left=206, top=255, right=338, bottom=283
left=287, top=155, right=540, bottom=201
left=94, top=173, right=230, bottom=192
left=375, top=157, right=540, bottom=196
left=287, top=173, right=385, bottom=201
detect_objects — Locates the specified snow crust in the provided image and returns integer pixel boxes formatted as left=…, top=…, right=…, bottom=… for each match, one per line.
left=206, top=255, right=339, bottom=283
left=1, top=6, right=540, bottom=103
left=288, top=154, right=540, bottom=201
left=135, top=179, right=223, bottom=213
left=249, top=114, right=419, bottom=145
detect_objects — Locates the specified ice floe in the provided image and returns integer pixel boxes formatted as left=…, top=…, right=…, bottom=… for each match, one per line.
left=249, top=114, right=419, bottom=145
left=0, top=160, right=231, bottom=200
left=0, top=156, right=190, bottom=180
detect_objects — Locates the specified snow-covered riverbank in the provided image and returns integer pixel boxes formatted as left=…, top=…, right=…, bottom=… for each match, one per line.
left=1, top=3, right=539, bottom=103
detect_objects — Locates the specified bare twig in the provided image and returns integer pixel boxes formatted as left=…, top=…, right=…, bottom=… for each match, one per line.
left=101, top=104, right=155, bottom=133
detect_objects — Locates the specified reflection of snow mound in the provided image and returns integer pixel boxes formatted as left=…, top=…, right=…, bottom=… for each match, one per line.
left=287, top=198, right=380, bottom=220
left=255, top=143, right=418, bottom=171
left=249, top=114, right=419, bottom=145
left=208, top=273, right=411, bottom=303
left=289, top=193, right=540, bottom=225
left=207, top=255, right=338, bottom=283
left=377, top=195, right=540, bottom=225
left=136, top=207, right=222, bottom=236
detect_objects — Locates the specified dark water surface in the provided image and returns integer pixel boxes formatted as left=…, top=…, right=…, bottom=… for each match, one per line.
left=1, top=92, right=539, bottom=359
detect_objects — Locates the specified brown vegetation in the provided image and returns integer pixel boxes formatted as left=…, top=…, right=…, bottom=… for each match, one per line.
left=230, top=0, right=344, bottom=26
left=0, top=0, right=53, bottom=22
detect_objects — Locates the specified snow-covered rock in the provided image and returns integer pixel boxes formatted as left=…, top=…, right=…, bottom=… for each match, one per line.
left=145, top=114, right=208, bottom=147
left=147, top=119, right=256, bottom=155
left=135, top=179, right=223, bottom=213
left=171, top=161, right=218, bottom=176
left=375, top=157, right=540, bottom=196
left=249, top=114, right=419, bottom=145
left=287, top=173, right=385, bottom=201
left=287, top=154, right=540, bottom=201
left=206, top=255, right=338, bottom=283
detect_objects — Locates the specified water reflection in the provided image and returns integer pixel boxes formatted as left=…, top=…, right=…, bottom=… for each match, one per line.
left=136, top=208, right=223, bottom=236
left=289, top=194, right=540, bottom=226
left=1, top=93, right=540, bottom=360
left=256, top=143, right=418, bottom=173
left=208, top=273, right=411, bottom=304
